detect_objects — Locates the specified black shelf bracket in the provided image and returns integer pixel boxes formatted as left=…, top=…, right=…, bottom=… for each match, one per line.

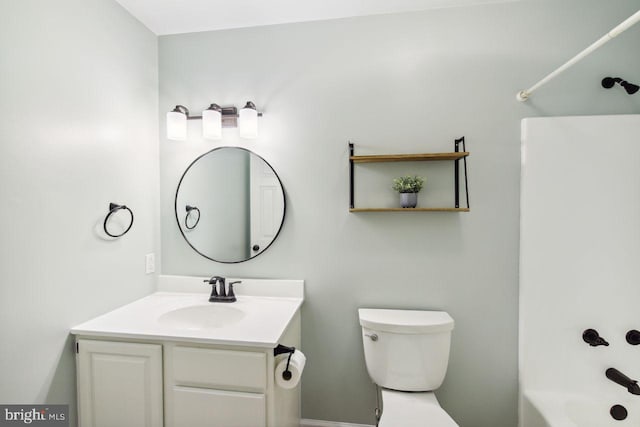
left=454, top=137, right=470, bottom=209
left=349, top=142, right=355, bottom=209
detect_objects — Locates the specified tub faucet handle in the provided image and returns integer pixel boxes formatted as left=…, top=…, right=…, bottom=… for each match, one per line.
left=583, top=329, right=609, bottom=347
left=626, top=330, right=640, bottom=345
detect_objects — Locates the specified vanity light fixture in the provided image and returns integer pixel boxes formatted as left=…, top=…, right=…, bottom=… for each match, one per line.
left=202, top=104, right=222, bottom=140
left=167, top=105, right=189, bottom=141
left=166, top=101, right=262, bottom=141
left=239, top=101, right=258, bottom=139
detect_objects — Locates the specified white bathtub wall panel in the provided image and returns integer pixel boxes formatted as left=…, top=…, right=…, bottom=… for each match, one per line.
left=519, top=115, right=640, bottom=401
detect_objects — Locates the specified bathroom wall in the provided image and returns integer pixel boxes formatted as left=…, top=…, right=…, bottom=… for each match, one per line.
left=0, top=1, right=158, bottom=424
left=157, top=1, right=640, bottom=426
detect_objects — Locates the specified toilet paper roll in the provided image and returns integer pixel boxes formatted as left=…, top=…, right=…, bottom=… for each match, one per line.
left=275, top=350, right=306, bottom=389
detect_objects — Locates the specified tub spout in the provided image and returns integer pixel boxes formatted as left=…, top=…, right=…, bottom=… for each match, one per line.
left=606, top=368, right=640, bottom=395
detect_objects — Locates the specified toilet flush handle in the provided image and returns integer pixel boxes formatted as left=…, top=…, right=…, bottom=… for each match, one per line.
left=365, top=333, right=378, bottom=342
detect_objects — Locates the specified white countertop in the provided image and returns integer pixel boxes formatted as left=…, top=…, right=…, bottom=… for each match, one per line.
left=70, top=289, right=303, bottom=348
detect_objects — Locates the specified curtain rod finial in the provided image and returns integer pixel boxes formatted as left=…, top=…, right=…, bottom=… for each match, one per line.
left=517, top=90, right=530, bottom=102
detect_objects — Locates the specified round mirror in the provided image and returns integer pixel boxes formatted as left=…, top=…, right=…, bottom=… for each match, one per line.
left=175, top=147, right=286, bottom=263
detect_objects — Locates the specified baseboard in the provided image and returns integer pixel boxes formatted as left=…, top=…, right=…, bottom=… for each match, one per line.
left=300, top=419, right=375, bottom=427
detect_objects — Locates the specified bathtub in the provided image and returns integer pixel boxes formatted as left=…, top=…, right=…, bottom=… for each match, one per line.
left=523, top=390, right=640, bottom=427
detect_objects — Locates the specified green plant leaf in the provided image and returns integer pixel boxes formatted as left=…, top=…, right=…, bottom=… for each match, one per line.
left=392, top=175, right=425, bottom=193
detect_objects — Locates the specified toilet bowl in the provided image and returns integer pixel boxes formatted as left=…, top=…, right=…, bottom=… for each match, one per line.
left=358, top=308, right=458, bottom=427
left=379, top=389, right=457, bottom=427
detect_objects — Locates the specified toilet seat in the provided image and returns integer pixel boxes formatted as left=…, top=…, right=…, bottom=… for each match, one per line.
left=378, top=389, right=459, bottom=427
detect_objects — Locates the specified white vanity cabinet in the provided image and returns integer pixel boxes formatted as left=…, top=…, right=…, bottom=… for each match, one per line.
left=76, top=340, right=164, bottom=427
left=74, top=311, right=301, bottom=427
left=71, top=280, right=304, bottom=427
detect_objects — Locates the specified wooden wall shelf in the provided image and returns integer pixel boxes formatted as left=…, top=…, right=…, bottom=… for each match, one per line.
left=350, top=152, right=469, bottom=163
left=350, top=207, right=470, bottom=212
left=349, top=138, right=470, bottom=212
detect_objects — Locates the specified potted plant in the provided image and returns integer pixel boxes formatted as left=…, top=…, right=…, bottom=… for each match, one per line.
left=392, top=175, right=425, bottom=208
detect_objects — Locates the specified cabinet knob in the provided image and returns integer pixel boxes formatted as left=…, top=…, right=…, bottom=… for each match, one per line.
left=252, top=245, right=260, bottom=251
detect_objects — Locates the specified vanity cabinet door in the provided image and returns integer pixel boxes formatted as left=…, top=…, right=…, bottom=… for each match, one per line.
left=76, top=339, right=163, bottom=427
left=171, top=386, right=266, bottom=427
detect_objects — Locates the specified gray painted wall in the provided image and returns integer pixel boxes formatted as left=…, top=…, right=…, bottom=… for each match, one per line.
left=0, top=1, right=159, bottom=425
left=2, top=0, right=639, bottom=426
left=159, top=1, right=640, bottom=425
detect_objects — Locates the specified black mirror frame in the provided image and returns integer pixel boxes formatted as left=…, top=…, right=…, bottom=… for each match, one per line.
left=174, top=146, right=286, bottom=263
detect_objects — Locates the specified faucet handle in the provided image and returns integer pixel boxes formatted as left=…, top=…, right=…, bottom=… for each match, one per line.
left=228, top=281, right=241, bottom=298
left=583, top=329, right=609, bottom=347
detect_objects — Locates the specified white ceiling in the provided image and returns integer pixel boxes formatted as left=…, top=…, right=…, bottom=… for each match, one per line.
left=115, top=0, right=517, bottom=35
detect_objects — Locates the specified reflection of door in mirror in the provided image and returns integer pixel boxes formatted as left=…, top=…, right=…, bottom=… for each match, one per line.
left=181, top=148, right=250, bottom=261
left=250, top=155, right=284, bottom=256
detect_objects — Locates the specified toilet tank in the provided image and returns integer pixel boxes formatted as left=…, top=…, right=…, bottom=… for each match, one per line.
left=359, top=308, right=454, bottom=391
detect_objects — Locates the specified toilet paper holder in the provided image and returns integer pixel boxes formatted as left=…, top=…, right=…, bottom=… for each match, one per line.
left=274, top=344, right=296, bottom=380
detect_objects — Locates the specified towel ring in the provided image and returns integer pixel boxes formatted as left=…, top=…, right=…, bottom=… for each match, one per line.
left=185, top=205, right=200, bottom=230
left=104, top=203, right=134, bottom=238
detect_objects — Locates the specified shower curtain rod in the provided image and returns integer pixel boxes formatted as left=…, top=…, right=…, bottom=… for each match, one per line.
left=516, top=9, right=640, bottom=102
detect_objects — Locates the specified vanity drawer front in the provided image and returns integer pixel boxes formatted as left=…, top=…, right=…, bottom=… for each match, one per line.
left=172, top=346, right=267, bottom=391
left=171, top=386, right=265, bottom=427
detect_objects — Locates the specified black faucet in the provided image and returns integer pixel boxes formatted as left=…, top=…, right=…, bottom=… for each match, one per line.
left=606, top=368, right=640, bottom=395
left=203, top=276, right=241, bottom=303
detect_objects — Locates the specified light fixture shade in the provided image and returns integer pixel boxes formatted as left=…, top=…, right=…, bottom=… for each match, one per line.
left=202, top=104, right=222, bottom=140
left=239, top=101, right=258, bottom=139
left=167, top=110, right=187, bottom=140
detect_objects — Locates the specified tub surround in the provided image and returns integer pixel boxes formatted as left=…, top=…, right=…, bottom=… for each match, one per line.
left=519, top=115, right=640, bottom=426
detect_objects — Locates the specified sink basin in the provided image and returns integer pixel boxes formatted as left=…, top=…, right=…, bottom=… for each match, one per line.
left=157, top=304, right=245, bottom=330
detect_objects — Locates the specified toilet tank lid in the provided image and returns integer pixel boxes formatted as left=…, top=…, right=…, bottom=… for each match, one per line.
left=358, top=308, right=454, bottom=334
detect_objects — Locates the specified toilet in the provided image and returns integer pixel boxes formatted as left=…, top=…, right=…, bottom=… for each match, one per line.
left=358, top=308, right=458, bottom=427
